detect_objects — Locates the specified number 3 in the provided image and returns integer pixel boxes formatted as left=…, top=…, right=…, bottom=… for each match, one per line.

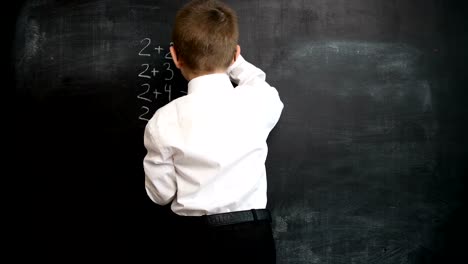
left=164, top=62, right=174, bottom=81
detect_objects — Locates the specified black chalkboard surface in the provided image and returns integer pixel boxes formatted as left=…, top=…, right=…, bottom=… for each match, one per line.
left=14, top=0, right=467, bottom=263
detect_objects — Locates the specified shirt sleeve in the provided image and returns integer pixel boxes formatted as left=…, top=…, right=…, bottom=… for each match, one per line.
left=227, top=55, right=284, bottom=130
left=227, top=55, right=267, bottom=87
left=143, top=116, right=177, bottom=206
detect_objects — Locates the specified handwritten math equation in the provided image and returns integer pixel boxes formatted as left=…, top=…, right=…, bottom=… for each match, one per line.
left=137, top=37, right=186, bottom=123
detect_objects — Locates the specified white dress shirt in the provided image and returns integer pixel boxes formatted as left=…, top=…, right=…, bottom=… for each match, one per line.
left=144, top=55, right=284, bottom=216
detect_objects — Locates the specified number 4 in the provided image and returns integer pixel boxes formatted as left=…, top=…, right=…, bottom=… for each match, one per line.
left=165, top=84, right=172, bottom=102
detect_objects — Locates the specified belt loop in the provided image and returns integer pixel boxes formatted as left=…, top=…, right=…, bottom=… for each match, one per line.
left=251, top=209, right=258, bottom=222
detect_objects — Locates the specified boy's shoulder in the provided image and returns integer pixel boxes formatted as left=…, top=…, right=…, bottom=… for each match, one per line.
left=149, top=94, right=190, bottom=123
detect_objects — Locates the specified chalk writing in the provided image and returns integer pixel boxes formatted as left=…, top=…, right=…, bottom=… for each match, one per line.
left=138, top=106, right=150, bottom=122
left=136, top=38, right=186, bottom=123
left=138, top=38, right=151, bottom=57
left=164, top=84, right=172, bottom=102
left=138, top=64, right=151, bottom=79
left=137, top=84, right=152, bottom=102
left=164, top=62, right=174, bottom=80
left=154, top=45, right=164, bottom=54
left=154, top=88, right=162, bottom=99
left=165, top=51, right=172, bottom=60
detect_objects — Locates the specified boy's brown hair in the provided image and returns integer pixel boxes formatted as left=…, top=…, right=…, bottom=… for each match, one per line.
left=172, top=0, right=239, bottom=74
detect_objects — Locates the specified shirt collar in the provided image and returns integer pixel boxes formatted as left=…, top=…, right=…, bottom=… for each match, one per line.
left=187, top=73, right=233, bottom=94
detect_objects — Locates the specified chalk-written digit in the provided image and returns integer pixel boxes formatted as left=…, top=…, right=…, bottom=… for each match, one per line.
left=164, top=83, right=172, bottom=101
left=139, top=38, right=151, bottom=56
left=165, top=50, right=172, bottom=60
left=166, top=41, right=174, bottom=60
left=139, top=64, right=151, bottom=79
left=138, top=106, right=150, bottom=121
left=164, top=62, right=174, bottom=80
left=137, top=83, right=152, bottom=102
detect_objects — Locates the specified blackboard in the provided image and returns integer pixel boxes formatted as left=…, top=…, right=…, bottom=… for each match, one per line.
left=13, top=0, right=467, bottom=263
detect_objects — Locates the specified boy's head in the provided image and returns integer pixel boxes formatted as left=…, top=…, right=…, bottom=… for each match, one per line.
left=170, top=0, right=240, bottom=79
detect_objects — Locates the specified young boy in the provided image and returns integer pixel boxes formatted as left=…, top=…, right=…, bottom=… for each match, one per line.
left=143, top=0, right=283, bottom=262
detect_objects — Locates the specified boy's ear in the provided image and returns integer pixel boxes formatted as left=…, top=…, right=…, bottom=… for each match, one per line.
left=170, top=46, right=182, bottom=69
left=231, top=45, right=241, bottom=65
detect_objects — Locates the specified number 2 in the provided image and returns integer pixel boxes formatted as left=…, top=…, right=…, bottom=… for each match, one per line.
left=139, top=64, right=151, bottom=79
left=137, top=84, right=152, bottom=102
left=139, top=38, right=151, bottom=56
left=138, top=106, right=150, bottom=121
left=165, top=42, right=174, bottom=59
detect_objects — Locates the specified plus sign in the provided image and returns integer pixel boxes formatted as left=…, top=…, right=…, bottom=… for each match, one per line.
left=154, top=46, right=164, bottom=54
left=151, top=68, right=159, bottom=76
left=154, top=89, right=162, bottom=99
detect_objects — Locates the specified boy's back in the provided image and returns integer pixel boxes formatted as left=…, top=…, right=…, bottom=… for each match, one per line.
left=143, top=0, right=283, bottom=262
left=145, top=57, right=283, bottom=216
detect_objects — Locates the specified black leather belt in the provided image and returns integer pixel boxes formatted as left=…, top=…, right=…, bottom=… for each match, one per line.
left=175, top=209, right=272, bottom=227
left=203, top=209, right=272, bottom=227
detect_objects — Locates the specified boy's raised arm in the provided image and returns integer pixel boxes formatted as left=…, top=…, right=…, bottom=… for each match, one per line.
left=227, top=55, right=268, bottom=88
left=227, top=54, right=284, bottom=128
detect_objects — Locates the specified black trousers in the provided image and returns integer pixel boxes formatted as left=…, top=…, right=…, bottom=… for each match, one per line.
left=165, top=210, right=277, bottom=264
